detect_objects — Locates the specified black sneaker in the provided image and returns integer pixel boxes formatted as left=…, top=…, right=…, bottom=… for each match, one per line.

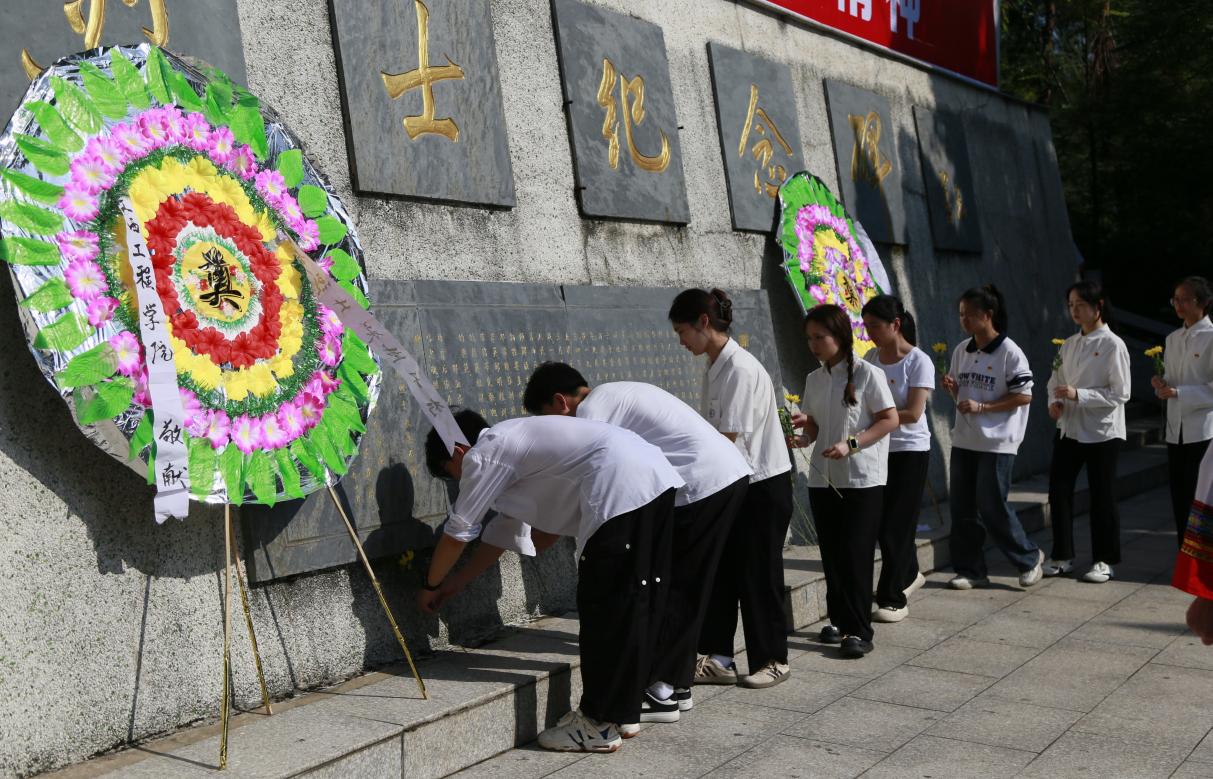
left=819, top=624, right=844, bottom=644
left=672, top=688, right=693, bottom=711
left=639, top=689, right=680, bottom=723
left=839, top=636, right=873, bottom=659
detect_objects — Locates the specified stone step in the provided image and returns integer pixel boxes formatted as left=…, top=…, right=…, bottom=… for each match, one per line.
left=47, top=442, right=1171, bottom=779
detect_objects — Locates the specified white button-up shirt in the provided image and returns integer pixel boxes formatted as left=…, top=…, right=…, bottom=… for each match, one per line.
left=577, top=381, right=752, bottom=506
left=801, top=358, right=895, bottom=489
left=702, top=338, right=791, bottom=483
left=1164, top=317, right=1213, bottom=445
left=1047, top=324, right=1131, bottom=443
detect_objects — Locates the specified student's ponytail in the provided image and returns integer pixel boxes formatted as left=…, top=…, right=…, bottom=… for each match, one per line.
left=844, top=350, right=857, bottom=406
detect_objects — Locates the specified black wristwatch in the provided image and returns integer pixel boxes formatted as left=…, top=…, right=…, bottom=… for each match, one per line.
left=847, top=435, right=860, bottom=454
left=422, top=580, right=443, bottom=592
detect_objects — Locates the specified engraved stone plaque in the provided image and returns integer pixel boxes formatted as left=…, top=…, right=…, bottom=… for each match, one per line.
left=914, top=106, right=981, bottom=252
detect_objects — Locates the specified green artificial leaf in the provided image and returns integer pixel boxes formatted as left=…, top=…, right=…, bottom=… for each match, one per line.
left=325, top=248, right=360, bottom=282
left=311, top=423, right=347, bottom=474
left=245, top=451, right=278, bottom=506
left=19, top=278, right=73, bottom=312
left=0, top=236, right=58, bottom=266
left=204, top=80, right=233, bottom=127
left=168, top=70, right=204, bottom=112
left=25, top=102, right=82, bottom=152
left=326, top=391, right=366, bottom=433
left=129, top=409, right=153, bottom=461
left=55, top=343, right=118, bottom=387
left=76, top=377, right=134, bottom=424
left=51, top=76, right=102, bottom=135
left=228, top=94, right=267, bottom=159
left=79, top=63, right=128, bottom=119
left=276, top=149, right=304, bottom=189
left=15, top=134, right=69, bottom=176
left=274, top=448, right=305, bottom=500
left=109, top=51, right=150, bottom=109
left=188, top=435, right=216, bottom=499
left=316, top=216, right=347, bottom=245
left=338, top=280, right=370, bottom=309
left=339, top=362, right=370, bottom=404
left=145, top=47, right=172, bottom=104
left=219, top=444, right=245, bottom=505
left=32, top=312, right=91, bottom=351
left=297, top=184, right=328, bottom=218
left=0, top=200, right=63, bottom=235
left=321, top=410, right=357, bottom=457
left=1, top=169, right=64, bottom=205
left=342, top=331, right=377, bottom=374
left=290, top=438, right=325, bottom=481
left=145, top=445, right=156, bottom=486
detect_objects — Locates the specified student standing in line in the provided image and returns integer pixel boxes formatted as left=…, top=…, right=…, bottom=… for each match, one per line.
left=668, top=288, right=794, bottom=689
left=417, top=410, right=684, bottom=753
left=791, top=304, right=897, bottom=657
left=861, top=295, right=933, bottom=622
left=522, top=364, right=751, bottom=728
left=1153, top=276, right=1213, bottom=547
left=1043, top=281, right=1131, bottom=583
left=942, top=284, right=1044, bottom=589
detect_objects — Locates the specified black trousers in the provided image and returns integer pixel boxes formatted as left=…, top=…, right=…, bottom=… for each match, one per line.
left=810, top=486, right=883, bottom=642
left=698, top=473, right=793, bottom=674
left=1048, top=433, right=1122, bottom=564
left=650, top=477, right=748, bottom=689
left=1170, top=437, right=1212, bottom=547
left=875, top=452, right=929, bottom=609
left=577, top=488, right=676, bottom=725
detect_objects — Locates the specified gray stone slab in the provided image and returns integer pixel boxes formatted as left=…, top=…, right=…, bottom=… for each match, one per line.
left=958, top=613, right=1079, bottom=650
left=0, top=0, right=247, bottom=118
left=871, top=616, right=964, bottom=651
left=851, top=665, right=993, bottom=713
left=1173, top=762, right=1213, bottom=779
left=987, top=637, right=1155, bottom=712
left=706, top=42, right=802, bottom=233
left=823, top=80, right=907, bottom=245
left=1154, top=635, right=1213, bottom=672
left=451, top=747, right=586, bottom=779
left=906, top=637, right=1039, bottom=679
left=1022, top=574, right=1143, bottom=604
left=789, top=630, right=923, bottom=680
left=704, top=734, right=885, bottom=779
left=912, top=106, right=982, bottom=252
left=1066, top=599, right=1188, bottom=649
left=783, top=696, right=942, bottom=752
left=715, top=668, right=864, bottom=714
left=996, top=592, right=1112, bottom=624
left=298, top=737, right=401, bottom=778
left=329, top=0, right=515, bottom=206
left=901, top=586, right=1028, bottom=626
left=1020, top=732, right=1188, bottom=779
left=866, top=734, right=1035, bottom=779
left=1194, top=730, right=1213, bottom=763
left=550, top=0, right=690, bottom=224
left=1071, top=663, right=1213, bottom=750
left=926, top=692, right=1083, bottom=753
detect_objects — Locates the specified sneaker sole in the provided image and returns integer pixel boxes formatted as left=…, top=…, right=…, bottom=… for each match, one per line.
left=872, top=610, right=907, bottom=623
left=675, top=698, right=693, bottom=712
left=539, top=740, right=622, bottom=753
left=620, top=725, right=640, bottom=739
left=693, top=676, right=737, bottom=685
left=739, top=673, right=790, bottom=689
left=639, top=710, right=680, bottom=724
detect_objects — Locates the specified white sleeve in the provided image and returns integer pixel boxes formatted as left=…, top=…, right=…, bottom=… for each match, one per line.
left=909, top=349, right=935, bottom=389
left=1005, top=344, right=1034, bottom=395
left=480, top=514, right=537, bottom=557
left=715, top=364, right=758, bottom=434
left=1077, top=341, right=1131, bottom=409
left=865, top=366, right=896, bottom=414
left=445, top=453, right=517, bottom=543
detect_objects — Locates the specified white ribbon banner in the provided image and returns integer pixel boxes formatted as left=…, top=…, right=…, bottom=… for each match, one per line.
left=280, top=236, right=469, bottom=455
left=119, top=197, right=191, bottom=522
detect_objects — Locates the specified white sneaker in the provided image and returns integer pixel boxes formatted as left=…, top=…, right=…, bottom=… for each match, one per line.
left=903, top=572, right=927, bottom=599
left=1042, top=558, right=1073, bottom=577
left=1020, top=550, right=1046, bottom=587
left=672, top=688, right=693, bottom=711
left=619, top=723, right=640, bottom=739
left=1081, top=562, right=1113, bottom=583
left=639, top=690, right=680, bottom=723
left=873, top=605, right=908, bottom=623
left=948, top=575, right=990, bottom=590
left=693, top=655, right=737, bottom=685
left=739, top=661, right=790, bottom=689
left=537, top=709, right=623, bottom=753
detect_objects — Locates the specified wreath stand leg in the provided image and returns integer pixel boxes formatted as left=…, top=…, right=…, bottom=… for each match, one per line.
left=232, top=512, right=273, bottom=716
left=326, top=486, right=428, bottom=700
left=219, top=504, right=234, bottom=770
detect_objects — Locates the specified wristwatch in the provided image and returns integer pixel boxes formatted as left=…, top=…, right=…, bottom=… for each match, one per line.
left=847, top=436, right=860, bottom=454
left=422, top=580, right=443, bottom=592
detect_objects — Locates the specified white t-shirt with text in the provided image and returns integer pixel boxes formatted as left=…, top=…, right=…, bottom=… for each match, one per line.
left=864, top=346, right=935, bottom=453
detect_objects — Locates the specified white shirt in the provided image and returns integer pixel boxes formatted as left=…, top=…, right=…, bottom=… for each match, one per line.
left=864, top=347, right=935, bottom=453
left=1164, top=317, right=1213, bottom=445
left=577, top=381, right=752, bottom=506
left=801, top=358, right=895, bottom=489
left=702, top=337, right=792, bottom=482
left=1046, top=324, right=1130, bottom=443
left=949, top=335, right=1034, bottom=455
left=445, top=416, right=684, bottom=555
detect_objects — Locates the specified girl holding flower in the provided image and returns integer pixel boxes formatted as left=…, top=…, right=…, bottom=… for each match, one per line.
left=1043, top=281, right=1131, bottom=583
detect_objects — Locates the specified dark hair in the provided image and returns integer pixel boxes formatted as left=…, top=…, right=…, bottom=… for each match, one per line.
left=1065, top=280, right=1113, bottom=327
left=958, top=284, right=1008, bottom=333
left=1177, top=276, right=1213, bottom=316
left=861, top=294, right=917, bottom=346
left=668, top=287, right=733, bottom=332
left=523, top=361, right=588, bottom=414
left=804, top=304, right=857, bottom=406
left=424, top=408, right=490, bottom=479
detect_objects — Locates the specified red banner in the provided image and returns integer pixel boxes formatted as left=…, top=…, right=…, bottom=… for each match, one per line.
left=745, top=0, right=999, bottom=88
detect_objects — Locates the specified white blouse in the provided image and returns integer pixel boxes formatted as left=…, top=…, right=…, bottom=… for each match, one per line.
left=1046, top=324, right=1130, bottom=443
left=801, top=358, right=895, bottom=489
left=702, top=337, right=792, bottom=483
left=1163, top=317, right=1213, bottom=445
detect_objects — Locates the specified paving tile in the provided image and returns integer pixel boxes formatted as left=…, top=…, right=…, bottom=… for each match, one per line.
left=1171, top=762, right=1213, bottom=778
left=998, top=592, right=1111, bottom=623
left=870, top=617, right=964, bottom=651
left=1071, top=663, right=1213, bottom=749
left=1192, top=729, right=1213, bottom=763
left=1156, top=635, right=1213, bottom=672
left=451, top=746, right=586, bottom=778
left=905, top=637, right=1039, bottom=678
left=900, top=588, right=1026, bottom=626
left=789, top=636, right=922, bottom=680
left=986, top=637, right=1155, bottom=711
left=703, top=734, right=884, bottom=778
left=925, top=692, right=1083, bottom=752
left=1019, top=731, right=1188, bottom=778
left=959, top=613, right=1078, bottom=649
left=861, top=734, right=1035, bottom=778
left=299, top=738, right=400, bottom=778
left=1036, top=576, right=1144, bottom=604
left=782, top=696, right=941, bottom=752
left=1067, top=599, right=1188, bottom=649
left=851, top=665, right=993, bottom=713
left=714, top=668, right=864, bottom=714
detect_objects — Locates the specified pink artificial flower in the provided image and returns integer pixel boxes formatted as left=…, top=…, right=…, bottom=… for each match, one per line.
left=305, top=369, right=339, bottom=398
left=318, top=333, right=342, bottom=367
left=180, top=388, right=207, bottom=436
left=110, top=122, right=149, bottom=161
left=84, top=136, right=123, bottom=173
left=108, top=331, right=143, bottom=376
left=183, top=112, right=211, bottom=152
left=318, top=307, right=344, bottom=337
left=297, top=219, right=320, bottom=251
left=228, top=144, right=256, bottom=180
left=297, top=393, right=323, bottom=430
left=137, top=108, right=172, bottom=149
left=70, top=155, right=115, bottom=194
left=86, top=296, right=119, bottom=327
left=161, top=105, right=186, bottom=144
left=278, top=402, right=306, bottom=440
left=132, top=368, right=151, bottom=407
left=65, top=258, right=107, bottom=300
left=279, top=193, right=303, bottom=224
left=58, top=183, right=100, bottom=222
left=204, top=410, right=231, bottom=449
left=254, top=169, right=287, bottom=204
left=315, top=253, right=334, bottom=273
left=208, top=126, right=236, bottom=164
left=260, top=412, right=290, bottom=449
left=230, top=414, right=263, bottom=455
left=56, top=230, right=100, bottom=264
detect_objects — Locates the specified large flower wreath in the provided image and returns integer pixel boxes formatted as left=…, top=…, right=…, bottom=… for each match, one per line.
left=0, top=45, right=381, bottom=508
left=775, top=172, right=893, bottom=356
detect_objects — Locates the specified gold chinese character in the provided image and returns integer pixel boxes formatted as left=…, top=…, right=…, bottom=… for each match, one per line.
left=937, top=170, right=965, bottom=226
left=22, top=0, right=169, bottom=79
left=596, top=57, right=670, bottom=173
left=381, top=0, right=464, bottom=142
left=738, top=85, right=793, bottom=198
left=848, top=111, right=893, bottom=188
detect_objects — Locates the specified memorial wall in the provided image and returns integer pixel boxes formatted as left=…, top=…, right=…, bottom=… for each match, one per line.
left=0, top=0, right=1076, bottom=774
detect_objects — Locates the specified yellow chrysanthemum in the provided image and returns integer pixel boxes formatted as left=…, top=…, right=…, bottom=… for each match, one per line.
left=1051, top=338, right=1065, bottom=346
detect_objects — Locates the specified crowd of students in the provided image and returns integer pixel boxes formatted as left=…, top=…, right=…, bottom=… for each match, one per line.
left=413, top=275, right=1213, bottom=754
